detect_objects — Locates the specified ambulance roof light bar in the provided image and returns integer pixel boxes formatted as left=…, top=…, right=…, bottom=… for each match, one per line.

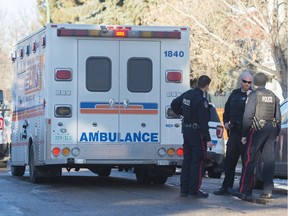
left=57, top=26, right=181, bottom=39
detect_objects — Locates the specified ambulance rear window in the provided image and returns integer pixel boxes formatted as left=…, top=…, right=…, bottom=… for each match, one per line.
left=127, top=58, right=152, bottom=92
left=86, top=57, right=111, bottom=92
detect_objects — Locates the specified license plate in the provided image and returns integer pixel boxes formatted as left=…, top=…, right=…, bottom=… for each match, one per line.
left=55, top=135, right=72, bottom=142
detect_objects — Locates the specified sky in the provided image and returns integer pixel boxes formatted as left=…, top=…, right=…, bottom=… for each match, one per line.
left=0, top=0, right=38, bottom=18
left=0, top=0, right=32, bottom=10
left=0, top=0, right=40, bottom=48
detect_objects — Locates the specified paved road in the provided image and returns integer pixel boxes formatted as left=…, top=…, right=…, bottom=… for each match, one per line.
left=0, top=165, right=287, bottom=216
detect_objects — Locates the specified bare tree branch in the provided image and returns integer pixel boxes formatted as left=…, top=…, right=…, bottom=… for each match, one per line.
left=163, top=0, right=280, bottom=78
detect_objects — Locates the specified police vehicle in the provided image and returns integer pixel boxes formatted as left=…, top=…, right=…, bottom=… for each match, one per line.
left=275, top=97, right=288, bottom=178
left=205, top=103, right=225, bottom=178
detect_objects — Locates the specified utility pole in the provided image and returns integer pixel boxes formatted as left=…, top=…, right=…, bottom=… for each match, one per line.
left=42, top=0, right=50, bottom=24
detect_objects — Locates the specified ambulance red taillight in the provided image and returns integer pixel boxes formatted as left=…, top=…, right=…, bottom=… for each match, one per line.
left=176, top=148, right=184, bottom=157
left=166, top=71, right=182, bottom=83
left=52, top=147, right=61, bottom=157
left=0, top=118, right=4, bottom=130
left=55, top=69, right=72, bottom=81
left=216, top=125, right=224, bottom=138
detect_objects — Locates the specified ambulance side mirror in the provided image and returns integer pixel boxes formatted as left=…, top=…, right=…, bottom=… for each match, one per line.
left=0, top=90, right=3, bottom=105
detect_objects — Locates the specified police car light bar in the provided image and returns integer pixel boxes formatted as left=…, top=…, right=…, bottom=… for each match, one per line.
left=57, top=28, right=181, bottom=39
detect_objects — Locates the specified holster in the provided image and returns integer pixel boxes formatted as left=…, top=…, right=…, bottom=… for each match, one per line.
left=252, top=116, right=262, bottom=131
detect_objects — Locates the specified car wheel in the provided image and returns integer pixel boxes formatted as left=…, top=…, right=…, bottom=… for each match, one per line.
left=208, top=167, right=222, bottom=178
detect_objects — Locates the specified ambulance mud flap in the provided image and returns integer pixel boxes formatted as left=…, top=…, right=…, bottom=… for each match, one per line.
left=11, top=165, right=26, bottom=176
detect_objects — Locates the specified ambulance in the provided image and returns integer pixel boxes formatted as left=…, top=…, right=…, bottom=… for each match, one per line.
left=10, top=24, right=190, bottom=183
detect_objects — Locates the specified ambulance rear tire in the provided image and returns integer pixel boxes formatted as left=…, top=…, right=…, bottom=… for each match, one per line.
left=97, top=168, right=111, bottom=177
left=29, top=146, right=44, bottom=183
left=11, top=165, right=26, bottom=176
left=135, top=170, right=152, bottom=184
left=151, top=176, right=168, bottom=185
left=89, top=167, right=111, bottom=177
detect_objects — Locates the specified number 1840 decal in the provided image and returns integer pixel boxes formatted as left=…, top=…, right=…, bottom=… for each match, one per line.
left=164, top=50, right=184, bottom=57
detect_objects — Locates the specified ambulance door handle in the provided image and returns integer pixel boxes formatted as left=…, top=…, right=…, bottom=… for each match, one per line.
left=123, top=99, right=129, bottom=108
left=109, top=98, right=115, bottom=108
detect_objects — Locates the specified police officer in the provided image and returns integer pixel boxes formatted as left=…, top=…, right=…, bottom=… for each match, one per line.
left=171, top=75, right=213, bottom=198
left=237, top=72, right=281, bottom=200
left=214, top=71, right=253, bottom=195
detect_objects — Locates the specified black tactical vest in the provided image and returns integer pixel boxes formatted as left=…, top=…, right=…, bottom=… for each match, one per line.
left=255, top=89, right=276, bottom=121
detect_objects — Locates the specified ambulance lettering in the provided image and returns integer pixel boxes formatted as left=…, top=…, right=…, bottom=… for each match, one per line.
left=80, top=132, right=158, bottom=142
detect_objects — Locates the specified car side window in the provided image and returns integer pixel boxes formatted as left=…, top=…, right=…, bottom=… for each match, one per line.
left=280, top=101, right=288, bottom=125
left=209, top=105, right=220, bottom=122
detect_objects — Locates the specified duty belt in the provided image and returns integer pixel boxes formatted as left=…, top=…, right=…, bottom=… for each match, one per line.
left=252, top=118, right=277, bottom=130
left=259, top=119, right=277, bottom=127
left=183, top=123, right=199, bottom=129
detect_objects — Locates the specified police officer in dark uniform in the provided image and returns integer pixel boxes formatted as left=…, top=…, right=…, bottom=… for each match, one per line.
left=214, top=71, right=253, bottom=195
left=171, top=75, right=213, bottom=198
left=237, top=72, right=281, bottom=200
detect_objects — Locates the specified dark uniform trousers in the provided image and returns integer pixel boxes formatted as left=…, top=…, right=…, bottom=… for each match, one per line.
left=239, top=122, right=277, bottom=194
left=222, top=125, right=246, bottom=189
left=180, top=127, right=207, bottom=194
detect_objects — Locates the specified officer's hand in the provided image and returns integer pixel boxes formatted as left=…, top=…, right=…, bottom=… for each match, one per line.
left=207, top=141, right=214, bottom=148
left=224, top=123, right=230, bottom=130
left=241, top=137, right=247, bottom=145
left=276, top=136, right=279, bottom=142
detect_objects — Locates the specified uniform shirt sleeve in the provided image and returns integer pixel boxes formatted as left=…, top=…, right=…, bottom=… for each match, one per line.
left=171, top=94, right=184, bottom=115
left=242, top=92, right=256, bottom=137
left=223, top=93, right=233, bottom=124
left=198, top=99, right=211, bottom=142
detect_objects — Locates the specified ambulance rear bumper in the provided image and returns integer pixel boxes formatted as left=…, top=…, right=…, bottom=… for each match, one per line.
left=44, top=158, right=183, bottom=166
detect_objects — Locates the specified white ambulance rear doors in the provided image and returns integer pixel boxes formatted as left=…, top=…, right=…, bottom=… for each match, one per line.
left=77, top=40, right=160, bottom=144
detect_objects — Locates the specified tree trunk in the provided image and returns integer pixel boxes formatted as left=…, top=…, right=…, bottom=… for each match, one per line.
left=272, top=45, right=288, bottom=99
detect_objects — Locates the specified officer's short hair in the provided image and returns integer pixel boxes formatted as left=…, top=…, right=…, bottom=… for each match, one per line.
left=254, top=72, right=267, bottom=86
left=197, top=75, right=211, bottom=88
